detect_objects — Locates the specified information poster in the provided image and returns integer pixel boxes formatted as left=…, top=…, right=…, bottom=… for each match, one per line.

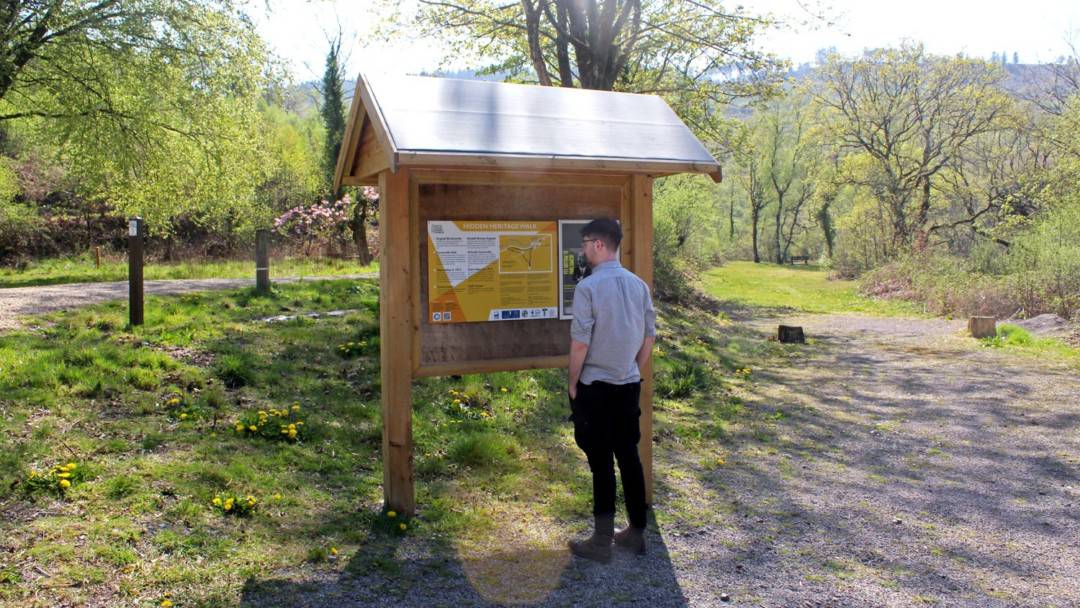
left=428, top=221, right=558, bottom=323
left=558, top=220, right=592, bottom=320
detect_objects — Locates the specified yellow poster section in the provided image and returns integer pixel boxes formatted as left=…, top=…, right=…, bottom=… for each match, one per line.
left=428, top=221, right=558, bottom=323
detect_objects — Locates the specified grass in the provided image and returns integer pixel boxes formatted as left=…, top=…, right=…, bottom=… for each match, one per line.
left=701, top=261, right=925, bottom=316
left=9, top=259, right=1043, bottom=605
left=980, top=323, right=1080, bottom=368
left=0, top=268, right=814, bottom=605
left=0, top=250, right=376, bottom=288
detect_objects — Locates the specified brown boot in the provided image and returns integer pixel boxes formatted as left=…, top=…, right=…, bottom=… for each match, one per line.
left=568, top=514, right=614, bottom=563
left=614, top=526, right=646, bottom=555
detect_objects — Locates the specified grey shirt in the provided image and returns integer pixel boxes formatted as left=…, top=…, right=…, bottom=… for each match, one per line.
left=570, top=260, right=657, bottom=385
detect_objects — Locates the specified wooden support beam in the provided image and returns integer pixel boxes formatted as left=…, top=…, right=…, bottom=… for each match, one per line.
left=629, top=175, right=655, bottom=505
left=415, top=355, right=569, bottom=378
left=379, top=168, right=415, bottom=514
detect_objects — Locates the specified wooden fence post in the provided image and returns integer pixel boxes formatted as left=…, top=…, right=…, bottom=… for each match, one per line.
left=255, top=229, right=270, bottom=295
left=128, top=217, right=144, bottom=326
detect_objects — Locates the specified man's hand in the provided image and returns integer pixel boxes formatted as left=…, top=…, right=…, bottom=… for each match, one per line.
left=636, top=336, right=656, bottom=370
left=568, top=339, right=589, bottom=401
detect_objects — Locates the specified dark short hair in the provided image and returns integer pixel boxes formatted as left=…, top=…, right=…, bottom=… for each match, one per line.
left=581, top=218, right=621, bottom=250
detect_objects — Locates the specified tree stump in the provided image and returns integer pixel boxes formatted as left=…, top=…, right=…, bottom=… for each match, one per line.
left=968, top=316, right=997, bottom=339
left=778, top=325, right=805, bottom=344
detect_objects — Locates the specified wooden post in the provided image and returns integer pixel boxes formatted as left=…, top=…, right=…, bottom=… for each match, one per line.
left=255, top=229, right=270, bottom=295
left=128, top=217, right=144, bottom=326
left=629, top=175, right=655, bottom=505
left=378, top=168, right=415, bottom=515
left=94, top=246, right=101, bottom=268
left=778, top=325, right=806, bottom=343
left=968, top=316, right=996, bottom=339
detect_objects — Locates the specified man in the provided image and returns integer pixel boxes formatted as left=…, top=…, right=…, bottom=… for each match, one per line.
left=567, top=218, right=656, bottom=562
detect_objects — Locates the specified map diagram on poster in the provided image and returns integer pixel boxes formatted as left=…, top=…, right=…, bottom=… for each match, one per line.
left=428, top=221, right=558, bottom=323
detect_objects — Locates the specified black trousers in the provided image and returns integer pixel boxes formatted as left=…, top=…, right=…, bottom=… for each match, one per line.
left=571, top=380, right=647, bottom=529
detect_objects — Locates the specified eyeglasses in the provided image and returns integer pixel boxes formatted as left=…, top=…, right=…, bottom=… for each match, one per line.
left=582, top=238, right=599, bottom=246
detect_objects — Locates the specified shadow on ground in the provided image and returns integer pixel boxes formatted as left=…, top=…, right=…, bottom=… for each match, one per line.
left=239, top=510, right=689, bottom=607
left=653, top=316, right=1080, bottom=606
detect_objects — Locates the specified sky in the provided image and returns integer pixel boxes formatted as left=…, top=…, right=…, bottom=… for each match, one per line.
left=248, top=0, right=1080, bottom=82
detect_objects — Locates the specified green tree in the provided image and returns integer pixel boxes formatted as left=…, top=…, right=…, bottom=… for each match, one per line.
left=817, top=44, right=1013, bottom=252
left=727, top=124, right=769, bottom=263
left=397, top=0, right=785, bottom=136
left=321, top=36, right=347, bottom=196
left=756, top=91, right=817, bottom=263
left=0, top=0, right=276, bottom=236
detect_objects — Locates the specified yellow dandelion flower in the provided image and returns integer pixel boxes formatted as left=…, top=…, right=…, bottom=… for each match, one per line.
left=452, top=399, right=461, bottom=405
left=248, top=425, right=257, bottom=432
left=66, top=462, right=76, bottom=469
left=28, top=470, right=36, bottom=478
left=399, top=523, right=407, bottom=531
left=291, top=404, right=300, bottom=412
left=59, top=479, right=71, bottom=489
left=213, top=497, right=222, bottom=506
left=179, top=413, right=188, bottom=420
left=161, top=600, right=174, bottom=607
left=224, top=500, right=234, bottom=511
left=235, top=423, right=245, bottom=432
left=273, top=493, right=282, bottom=501
left=57, top=472, right=71, bottom=479
left=258, top=410, right=267, bottom=417
left=387, top=510, right=396, bottom=518
left=330, top=547, right=338, bottom=556
left=288, top=429, right=297, bottom=439
left=500, top=387, right=508, bottom=393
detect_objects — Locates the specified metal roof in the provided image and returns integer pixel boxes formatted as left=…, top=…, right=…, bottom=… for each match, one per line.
left=335, top=73, right=722, bottom=188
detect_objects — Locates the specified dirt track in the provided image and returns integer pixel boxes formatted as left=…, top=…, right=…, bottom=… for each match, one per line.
left=0, top=275, right=375, bottom=331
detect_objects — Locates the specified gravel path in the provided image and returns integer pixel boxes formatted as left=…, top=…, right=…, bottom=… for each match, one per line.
left=0, top=274, right=376, bottom=331
left=241, top=313, right=1079, bottom=608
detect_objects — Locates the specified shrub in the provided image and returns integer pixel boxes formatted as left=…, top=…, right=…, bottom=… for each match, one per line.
left=0, top=201, right=43, bottom=264
left=233, top=403, right=305, bottom=442
left=861, top=247, right=1080, bottom=321
left=210, top=493, right=257, bottom=517
left=214, top=353, right=256, bottom=388
left=981, top=324, right=1034, bottom=348
left=443, top=387, right=492, bottom=420
left=273, top=195, right=351, bottom=254
left=656, top=359, right=709, bottom=398
left=104, top=475, right=141, bottom=499
left=24, top=461, right=87, bottom=499
left=447, top=432, right=519, bottom=468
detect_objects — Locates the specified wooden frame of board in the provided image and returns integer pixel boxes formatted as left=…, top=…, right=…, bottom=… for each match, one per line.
left=336, top=74, right=720, bottom=514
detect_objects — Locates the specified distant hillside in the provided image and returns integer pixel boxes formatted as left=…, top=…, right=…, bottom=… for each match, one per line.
left=279, top=61, right=1070, bottom=121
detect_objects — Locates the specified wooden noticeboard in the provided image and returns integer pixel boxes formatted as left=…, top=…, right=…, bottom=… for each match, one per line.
left=376, top=168, right=655, bottom=513
left=414, top=171, right=627, bottom=376
left=335, top=74, right=722, bottom=517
